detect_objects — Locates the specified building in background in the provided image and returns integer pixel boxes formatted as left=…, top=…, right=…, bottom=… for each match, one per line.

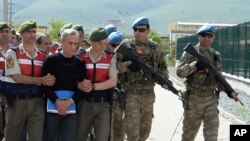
left=168, top=22, right=237, bottom=43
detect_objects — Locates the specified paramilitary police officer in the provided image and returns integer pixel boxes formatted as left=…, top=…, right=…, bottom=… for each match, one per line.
left=116, top=17, right=169, bottom=141
left=107, top=31, right=125, bottom=141
left=176, top=24, right=237, bottom=141
left=2, top=20, right=55, bottom=141
left=76, top=27, right=118, bottom=141
left=0, top=22, right=12, bottom=140
left=104, top=24, right=117, bottom=36
left=72, top=24, right=85, bottom=51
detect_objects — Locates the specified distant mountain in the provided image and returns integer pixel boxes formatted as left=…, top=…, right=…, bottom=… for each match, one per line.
left=1, top=0, right=250, bottom=35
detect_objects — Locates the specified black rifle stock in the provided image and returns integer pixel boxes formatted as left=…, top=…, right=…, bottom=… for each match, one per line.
left=183, top=43, right=244, bottom=106
left=115, top=43, right=185, bottom=102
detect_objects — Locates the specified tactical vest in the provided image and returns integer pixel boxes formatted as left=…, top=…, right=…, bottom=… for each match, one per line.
left=121, top=39, right=159, bottom=88
left=0, top=51, right=5, bottom=93
left=78, top=50, right=112, bottom=97
left=186, top=45, right=221, bottom=92
left=0, top=48, right=46, bottom=97
left=0, top=52, right=4, bottom=70
left=15, top=48, right=46, bottom=77
left=50, top=43, right=62, bottom=55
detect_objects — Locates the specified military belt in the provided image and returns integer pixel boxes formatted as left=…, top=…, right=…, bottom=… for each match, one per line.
left=189, top=90, right=214, bottom=97
left=127, top=88, right=153, bottom=95
left=11, top=95, right=41, bottom=100
left=84, top=96, right=110, bottom=103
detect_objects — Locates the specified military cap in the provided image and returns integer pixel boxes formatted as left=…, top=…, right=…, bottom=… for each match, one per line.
left=132, top=17, right=149, bottom=29
left=104, top=24, right=117, bottom=35
left=11, top=29, right=16, bottom=35
left=108, top=32, right=123, bottom=44
left=89, top=27, right=108, bottom=42
left=196, top=24, right=215, bottom=35
left=60, top=23, right=73, bottom=34
left=0, top=22, right=10, bottom=30
left=16, top=33, right=22, bottom=41
left=72, top=24, right=84, bottom=32
left=18, top=20, right=37, bottom=33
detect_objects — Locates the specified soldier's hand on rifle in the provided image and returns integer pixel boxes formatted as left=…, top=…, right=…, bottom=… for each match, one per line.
left=161, top=80, right=173, bottom=90
left=195, top=59, right=207, bottom=71
left=230, top=91, right=238, bottom=100
left=162, top=84, right=168, bottom=89
left=127, top=61, right=141, bottom=72
left=230, top=91, right=244, bottom=106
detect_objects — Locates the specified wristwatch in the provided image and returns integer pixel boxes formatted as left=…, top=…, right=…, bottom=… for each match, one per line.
left=92, top=83, right=96, bottom=90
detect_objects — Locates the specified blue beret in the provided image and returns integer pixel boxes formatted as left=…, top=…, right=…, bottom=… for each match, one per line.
left=196, top=24, right=215, bottom=34
left=132, top=17, right=149, bottom=29
left=104, top=24, right=117, bottom=35
left=108, top=32, right=123, bottom=44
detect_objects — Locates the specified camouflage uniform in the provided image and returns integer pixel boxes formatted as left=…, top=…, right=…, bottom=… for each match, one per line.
left=0, top=50, right=6, bottom=139
left=176, top=43, right=222, bottom=141
left=111, top=91, right=125, bottom=141
left=107, top=31, right=125, bottom=141
left=117, top=39, right=168, bottom=141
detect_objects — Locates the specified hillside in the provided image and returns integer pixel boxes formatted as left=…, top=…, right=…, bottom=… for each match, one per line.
left=1, top=0, right=250, bottom=35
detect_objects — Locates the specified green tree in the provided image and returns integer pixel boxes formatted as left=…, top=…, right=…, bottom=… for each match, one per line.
left=47, top=19, right=65, bottom=41
left=149, top=29, right=176, bottom=66
left=168, top=41, right=176, bottom=66
left=149, top=30, right=162, bottom=45
left=149, top=29, right=171, bottom=54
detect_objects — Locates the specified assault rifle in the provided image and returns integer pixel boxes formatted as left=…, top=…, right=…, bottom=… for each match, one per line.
left=183, top=43, right=244, bottom=106
left=115, top=43, right=185, bottom=102
left=114, top=82, right=126, bottom=110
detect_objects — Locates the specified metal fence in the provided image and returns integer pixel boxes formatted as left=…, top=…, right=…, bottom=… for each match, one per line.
left=176, top=22, right=250, bottom=79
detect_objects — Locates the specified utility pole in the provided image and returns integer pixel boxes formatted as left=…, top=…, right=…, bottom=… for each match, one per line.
left=9, top=0, right=14, bottom=26
left=3, top=0, right=8, bottom=22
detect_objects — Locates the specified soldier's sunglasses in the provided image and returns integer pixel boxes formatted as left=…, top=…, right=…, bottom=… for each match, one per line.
left=200, top=33, right=214, bottom=38
left=110, top=43, right=120, bottom=48
left=133, top=27, right=147, bottom=32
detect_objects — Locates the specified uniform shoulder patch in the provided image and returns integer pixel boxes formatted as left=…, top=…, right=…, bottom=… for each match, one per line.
left=6, top=55, right=14, bottom=69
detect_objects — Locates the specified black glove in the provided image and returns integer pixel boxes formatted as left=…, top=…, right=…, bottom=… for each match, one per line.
left=127, top=61, right=141, bottom=72
left=225, top=89, right=237, bottom=99
left=195, top=59, right=207, bottom=71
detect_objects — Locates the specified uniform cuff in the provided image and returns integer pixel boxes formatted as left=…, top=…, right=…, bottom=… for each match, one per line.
left=190, top=61, right=198, bottom=71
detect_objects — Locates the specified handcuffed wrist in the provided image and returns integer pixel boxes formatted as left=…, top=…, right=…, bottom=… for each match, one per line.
left=68, top=98, right=74, bottom=104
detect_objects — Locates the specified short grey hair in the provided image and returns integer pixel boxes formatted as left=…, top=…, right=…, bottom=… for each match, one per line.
left=60, top=28, right=79, bottom=40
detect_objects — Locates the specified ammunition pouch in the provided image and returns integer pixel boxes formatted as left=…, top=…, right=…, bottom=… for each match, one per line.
left=114, top=83, right=127, bottom=110
left=180, top=89, right=189, bottom=109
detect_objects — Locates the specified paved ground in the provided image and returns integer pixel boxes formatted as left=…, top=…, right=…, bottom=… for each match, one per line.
left=147, top=84, right=232, bottom=141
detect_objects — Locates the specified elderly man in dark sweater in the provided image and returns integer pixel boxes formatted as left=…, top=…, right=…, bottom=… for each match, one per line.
left=42, top=28, right=91, bottom=141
